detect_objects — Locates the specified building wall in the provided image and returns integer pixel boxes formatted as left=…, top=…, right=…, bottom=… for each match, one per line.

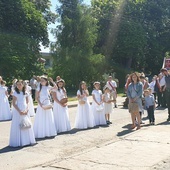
left=40, top=52, right=53, bottom=68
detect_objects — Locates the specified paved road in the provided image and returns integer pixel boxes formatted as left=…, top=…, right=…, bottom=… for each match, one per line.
left=0, top=96, right=170, bottom=170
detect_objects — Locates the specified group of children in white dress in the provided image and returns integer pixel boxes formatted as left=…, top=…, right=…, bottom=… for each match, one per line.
left=0, top=76, right=114, bottom=148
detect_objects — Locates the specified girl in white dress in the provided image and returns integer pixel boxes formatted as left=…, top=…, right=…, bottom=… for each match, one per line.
left=0, top=80, right=12, bottom=121
left=9, top=80, right=36, bottom=147
left=33, top=76, right=57, bottom=138
left=52, top=79, right=71, bottom=133
left=24, top=81, right=35, bottom=117
left=75, top=81, right=95, bottom=129
left=92, top=82, right=106, bottom=126
left=103, top=86, right=113, bottom=124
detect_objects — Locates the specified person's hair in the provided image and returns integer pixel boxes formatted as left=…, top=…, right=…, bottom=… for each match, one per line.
left=57, top=79, right=65, bottom=92
left=130, top=72, right=140, bottom=83
left=56, top=76, right=61, bottom=81
left=140, top=75, right=145, bottom=79
left=79, top=81, right=86, bottom=95
left=12, top=78, right=17, bottom=84
left=125, top=74, right=130, bottom=80
left=1, top=80, right=6, bottom=85
left=103, top=86, right=109, bottom=92
left=15, top=80, right=26, bottom=95
left=144, top=89, right=149, bottom=93
left=39, top=77, right=49, bottom=92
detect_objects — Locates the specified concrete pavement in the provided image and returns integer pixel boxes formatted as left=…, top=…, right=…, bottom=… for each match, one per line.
left=0, top=96, right=170, bottom=170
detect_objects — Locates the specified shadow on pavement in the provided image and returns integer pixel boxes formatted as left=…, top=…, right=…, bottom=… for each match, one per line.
left=0, top=120, right=11, bottom=122
left=63, top=125, right=109, bottom=135
left=35, top=136, right=56, bottom=142
left=157, top=121, right=170, bottom=126
left=155, top=107, right=167, bottom=110
left=68, top=126, right=102, bottom=135
left=140, top=124, right=151, bottom=127
left=116, top=124, right=135, bottom=137
left=67, top=128, right=93, bottom=135
left=0, top=143, right=37, bottom=154
left=0, top=146, right=22, bottom=154
left=117, top=129, right=133, bottom=137
left=142, top=116, right=149, bottom=121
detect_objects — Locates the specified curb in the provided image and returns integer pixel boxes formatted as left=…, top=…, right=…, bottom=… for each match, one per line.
left=34, top=101, right=124, bottom=112
left=34, top=102, right=91, bottom=111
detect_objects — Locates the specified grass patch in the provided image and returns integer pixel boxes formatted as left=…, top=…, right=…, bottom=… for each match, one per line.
left=33, top=88, right=125, bottom=106
left=68, top=96, right=77, bottom=102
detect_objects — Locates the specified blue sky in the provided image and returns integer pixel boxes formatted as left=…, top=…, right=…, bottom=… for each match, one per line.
left=41, top=0, right=91, bottom=52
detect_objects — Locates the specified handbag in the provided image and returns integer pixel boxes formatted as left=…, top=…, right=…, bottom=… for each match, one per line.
left=60, top=97, right=68, bottom=104
left=42, top=98, right=53, bottom=110
left=20, top=115, right=32, bottom=129
left=42, top=104, right=53, bottom=110
left=96, top=104, right=104, bottom=112
left=128, top=102, right=139, bottom=113
left=79, top=100, right=86, bottom=105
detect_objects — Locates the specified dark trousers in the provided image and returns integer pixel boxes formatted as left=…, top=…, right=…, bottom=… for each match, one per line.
left=31, top=89, right=36, bottom=101
left=162, top=90, right=167, bottom=107
left=147, top=105, right=155, bottom=123
left=165, top=90, right=170, bottom=118
left=153, top=92, right=157, bottom=101
left=157, top=86, right=166, bottom=107
left=157, top=90, right=162, bottom=106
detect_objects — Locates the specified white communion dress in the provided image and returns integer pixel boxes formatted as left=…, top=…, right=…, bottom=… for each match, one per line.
left=53, top=88, right=71, bottom=133
left=9, top=91, right=36, bottom=147
left=33, top=86, right=57, bottom=138
left=103, top=93, right=113, bottom=114
left=75, top=90, right=95, bottom=129
left=91, top=89, right=106, bottom=126
left=0, top=86, right=12, bottom=121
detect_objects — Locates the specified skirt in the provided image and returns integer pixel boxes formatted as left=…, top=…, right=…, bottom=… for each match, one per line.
left=75, top=101, right=95, bottom=129
left=9, top=109, right=36, bottom=147
left=33, top=105, right=57, bottom=138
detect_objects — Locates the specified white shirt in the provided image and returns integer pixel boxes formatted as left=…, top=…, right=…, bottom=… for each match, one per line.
left=159, top=76, right=166, bottom=87
left=30, top=78, right=37, bottom=90
left=77, top=90, right=87, bottom=101
left=92, top=89, right=102, bottom=103
left=106, top=80, right=117, bottom=91
left=149, top=81, right=156, bottom=93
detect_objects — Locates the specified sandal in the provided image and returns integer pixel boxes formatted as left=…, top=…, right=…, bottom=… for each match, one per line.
left=131, top=125, right=136, bottom=129
left=136, top=126, right=141, bottom=130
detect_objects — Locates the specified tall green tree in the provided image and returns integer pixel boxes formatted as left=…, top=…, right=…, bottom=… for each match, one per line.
left=0, top=0, right=52, bottom=81
left=92, top=0, right=170, bottom=74
left=30, top=0, right=57, bottom=24
left=52, top=0, right=105, bottom=89
left=141, top=0, right=170, bottom=73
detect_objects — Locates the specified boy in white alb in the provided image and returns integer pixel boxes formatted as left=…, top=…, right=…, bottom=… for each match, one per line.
left=106, top=76, right=117, bottom=108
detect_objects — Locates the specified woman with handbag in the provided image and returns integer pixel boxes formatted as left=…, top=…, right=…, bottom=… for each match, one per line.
left=52, top=79, right=71, bottom=133
left=74, top=81, right=95, bottom=129
left=33, top=76, right=57, bottom=138
left=91, top=82, right=106, bottom=126
left=127, top=72, right=143, bottom=130
left=9, top=80, right=36, bottom=147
